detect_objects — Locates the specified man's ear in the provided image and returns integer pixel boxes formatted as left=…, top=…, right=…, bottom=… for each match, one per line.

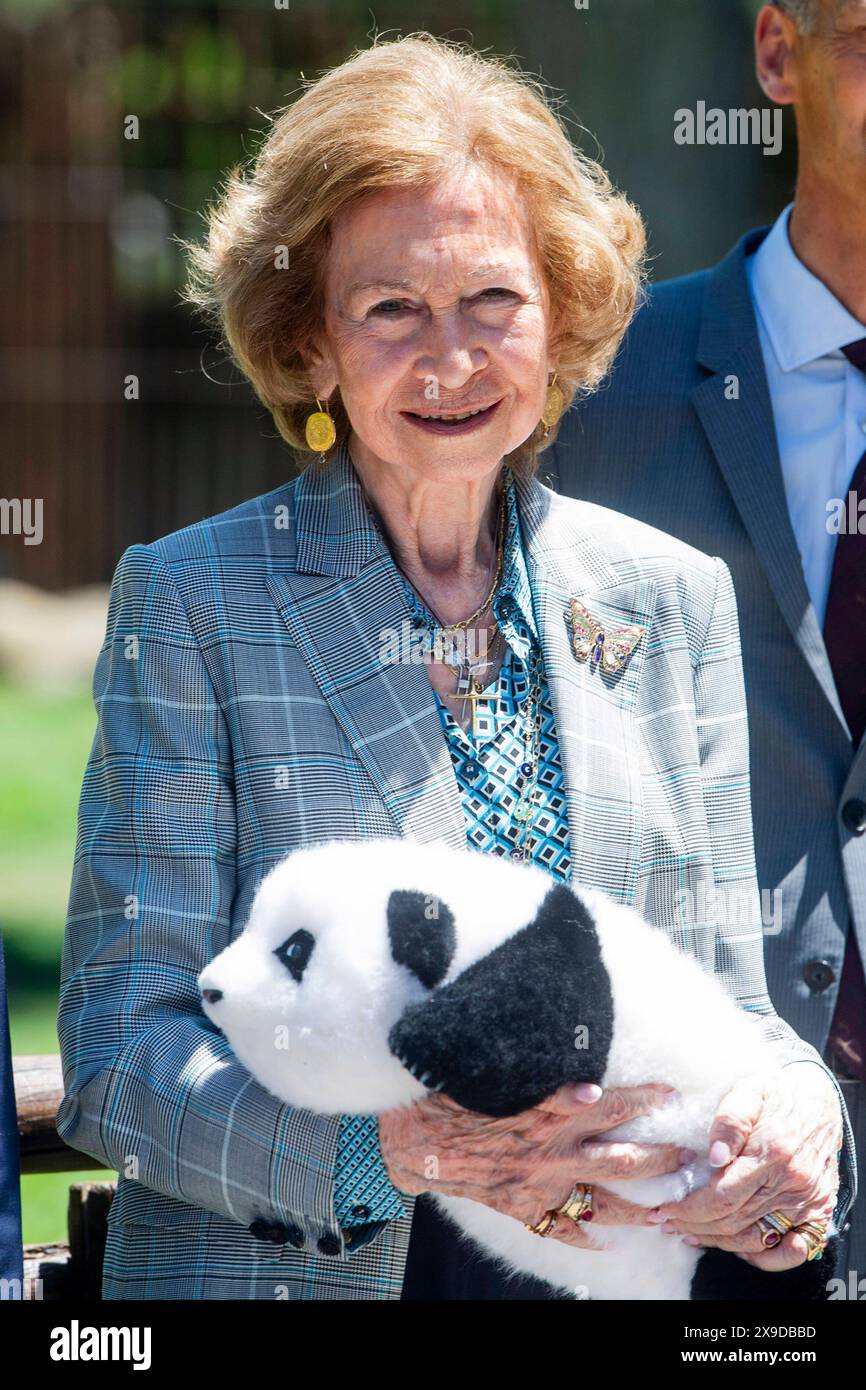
left=388, top=882, right=614, bottom=1117
left=754, top=3, right=801, bottom=106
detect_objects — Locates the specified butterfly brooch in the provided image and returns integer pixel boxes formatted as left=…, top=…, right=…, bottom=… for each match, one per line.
left=568, top=598, right=646, bottom=675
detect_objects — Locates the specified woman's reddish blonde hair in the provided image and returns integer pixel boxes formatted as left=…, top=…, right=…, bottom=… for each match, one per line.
left=181, top=32, right=646, bottom=474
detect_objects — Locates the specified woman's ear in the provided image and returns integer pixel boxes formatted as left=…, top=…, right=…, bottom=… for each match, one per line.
left=299, top=336, right=338, bottom=402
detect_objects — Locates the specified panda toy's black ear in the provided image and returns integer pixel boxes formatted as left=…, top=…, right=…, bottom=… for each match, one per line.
left=388, top=881, right=614, bottom=1117
left=387, top=888, right=457, bottom=989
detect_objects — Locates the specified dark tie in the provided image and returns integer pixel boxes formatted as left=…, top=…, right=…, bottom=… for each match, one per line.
left=824, top=336, right=866, bottom=1082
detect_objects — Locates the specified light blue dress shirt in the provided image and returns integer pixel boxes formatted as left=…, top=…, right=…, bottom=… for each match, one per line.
left=745, top=202, right=866, bottom=629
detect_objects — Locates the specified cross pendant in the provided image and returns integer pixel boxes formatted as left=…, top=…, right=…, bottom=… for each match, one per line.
left=448, top=668, right=493, bottom=741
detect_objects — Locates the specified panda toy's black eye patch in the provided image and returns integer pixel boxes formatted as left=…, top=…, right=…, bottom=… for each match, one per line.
left=387, top=888, right=456, bottom=989
left=274, top=929, right=315, bottom=983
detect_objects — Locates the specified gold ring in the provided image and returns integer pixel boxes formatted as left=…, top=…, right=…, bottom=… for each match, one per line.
left=524, top=1209, right=559, bottom=1238
left=756, top=1210, right=795, bottom=1248
left=796, top=1220, right=829, bottom=1262
left=558, top=1182, right=595, bottom=1226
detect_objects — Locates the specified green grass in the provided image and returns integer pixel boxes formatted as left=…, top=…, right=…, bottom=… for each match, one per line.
left=1, top=679, right=115, bottom=1244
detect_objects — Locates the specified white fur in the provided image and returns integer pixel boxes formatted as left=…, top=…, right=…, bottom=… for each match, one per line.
left=199, top=838, right=777, bottom=1300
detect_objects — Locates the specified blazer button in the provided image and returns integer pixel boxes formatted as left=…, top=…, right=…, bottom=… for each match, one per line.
left=842, top=798, right=866, bottom=835
left=802, top=959, right=835, bottom=993
left=286, top=1224, right=305, bottom=1249
left=351, top=1204, right=371, bottom=1221
left=249, top=1219, right=293, bottom=1245
left=317, top=1232, right=342, bottom=1257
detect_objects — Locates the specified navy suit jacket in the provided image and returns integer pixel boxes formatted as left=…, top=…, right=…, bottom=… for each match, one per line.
left=551, top=229, right=866, bottom=1069
left=0, top=929, right=23, bottom=1294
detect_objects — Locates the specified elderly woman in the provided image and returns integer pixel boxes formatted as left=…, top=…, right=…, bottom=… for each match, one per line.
left=57, top=34, right=853, bottom=1301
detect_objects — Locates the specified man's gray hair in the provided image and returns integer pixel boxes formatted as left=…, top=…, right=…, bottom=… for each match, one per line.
left=773, top=0, right=847, bottom=33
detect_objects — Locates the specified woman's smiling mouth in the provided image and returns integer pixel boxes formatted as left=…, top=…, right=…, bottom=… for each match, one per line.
left=400, top=400, right=502, bottom=434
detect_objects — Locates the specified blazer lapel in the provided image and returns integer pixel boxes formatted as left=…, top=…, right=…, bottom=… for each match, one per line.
left=265, top=451, right=465, bottom=848
left=514, top=471, right=657, bottom=903
left=267, top=446, right=656, bottom=893
left=691, top=230, right=849, bottom=734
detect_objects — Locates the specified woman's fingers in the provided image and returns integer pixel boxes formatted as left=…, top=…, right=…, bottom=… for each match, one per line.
left=575, top=1137, right=688, bottom=1181
left=704, top=1076, right=765, bottom=1168
left=662, top=1194, right=836, bottom=1255
left=737, top=1230, right=822, bottom=1272
left=542, top=1081, right=679, bottom=1124
left=700, top=1226, right=827, bottom=1272
left=539, top=1186, right=651, bottom=1248
left=657, top=1159, right=835, bottom=1237
left=662, top=1188, right=812, bottom=1237
left=649, top=1155, right=769, bottom=1231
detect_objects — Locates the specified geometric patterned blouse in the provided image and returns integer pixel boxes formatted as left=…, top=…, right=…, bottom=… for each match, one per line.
left=334, top=468, right=573, bottom=1233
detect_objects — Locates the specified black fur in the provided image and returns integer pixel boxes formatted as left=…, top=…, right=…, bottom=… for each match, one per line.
left=388, top=881, right=613, bottom=1116
left=388, top=888, right=457, bottom=989
left=690, top=1241, right=838, bottom=1300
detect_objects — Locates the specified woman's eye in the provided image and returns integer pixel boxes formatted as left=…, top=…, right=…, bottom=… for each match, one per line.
left=477, top=287, right=516, bottom=301
left=274, top=928, right=316, bottom=983
left=370, top=299, right=409, bottom=316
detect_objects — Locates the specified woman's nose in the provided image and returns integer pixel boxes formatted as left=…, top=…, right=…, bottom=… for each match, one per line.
left=416, top=323, right=486, bottom=390
left=202, top=988, right=223, bottom=1005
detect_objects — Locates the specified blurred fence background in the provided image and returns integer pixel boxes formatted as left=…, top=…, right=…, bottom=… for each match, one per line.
left=0, top=0, right=798, bottom=1244
left=2, top=0, right=796, bottom=591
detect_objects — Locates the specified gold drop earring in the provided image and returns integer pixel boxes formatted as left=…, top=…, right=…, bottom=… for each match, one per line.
left=541, top=371, right=564, bottom=439
left=304, top=395, right=336, bottom=452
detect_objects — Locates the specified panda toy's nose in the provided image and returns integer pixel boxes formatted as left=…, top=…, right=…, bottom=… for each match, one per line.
left=202, top=988, right=223, bottom=1005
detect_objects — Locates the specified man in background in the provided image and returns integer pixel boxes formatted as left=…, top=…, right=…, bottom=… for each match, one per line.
left=552, top=0, right=865, bottom=1279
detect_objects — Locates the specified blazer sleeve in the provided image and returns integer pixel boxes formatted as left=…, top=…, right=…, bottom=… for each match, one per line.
left=694, top=555, right=857, bottom=1233
left=55, top=543, right=376, bottom=1257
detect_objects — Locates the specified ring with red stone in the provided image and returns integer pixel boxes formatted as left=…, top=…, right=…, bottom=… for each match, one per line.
left=756, top=1210, right=794, bottom=1248
left=559, top=1182, right=594, bottom=1226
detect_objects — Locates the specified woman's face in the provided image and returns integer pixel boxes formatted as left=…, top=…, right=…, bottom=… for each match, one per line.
left=307, top=162, right=554, bottom=482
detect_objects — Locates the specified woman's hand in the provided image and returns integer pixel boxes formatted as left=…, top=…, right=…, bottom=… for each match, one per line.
left=379, top=1081, right=695, bottom=1251
left=647, top=1065, right=843, bottom=1269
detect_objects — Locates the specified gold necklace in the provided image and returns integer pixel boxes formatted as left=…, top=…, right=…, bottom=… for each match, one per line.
left=366, top=466, right=544, bottom=857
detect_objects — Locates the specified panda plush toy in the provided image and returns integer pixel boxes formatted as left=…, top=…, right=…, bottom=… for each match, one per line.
left=198, top=837, right=835, bottom=1301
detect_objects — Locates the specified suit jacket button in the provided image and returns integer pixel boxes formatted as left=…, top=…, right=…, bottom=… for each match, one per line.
left=317, top=1232, right=342, bottom=1257
left=842, top=799, right=866, bottom=835
left=286, top=1224, right=305, bottom=1249
left=802, top=959, right=835, bottom=992
left=351, top=1204, right=371, bottom=1220
left=249, top=1219, right=292, bottom=1244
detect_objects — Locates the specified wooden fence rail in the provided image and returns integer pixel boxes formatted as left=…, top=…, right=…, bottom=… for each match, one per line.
left=14, top=1054, right=115, bottom=1300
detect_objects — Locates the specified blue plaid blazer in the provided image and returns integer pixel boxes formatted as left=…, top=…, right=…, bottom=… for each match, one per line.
left=56, top=442, right=855, bottom=1299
